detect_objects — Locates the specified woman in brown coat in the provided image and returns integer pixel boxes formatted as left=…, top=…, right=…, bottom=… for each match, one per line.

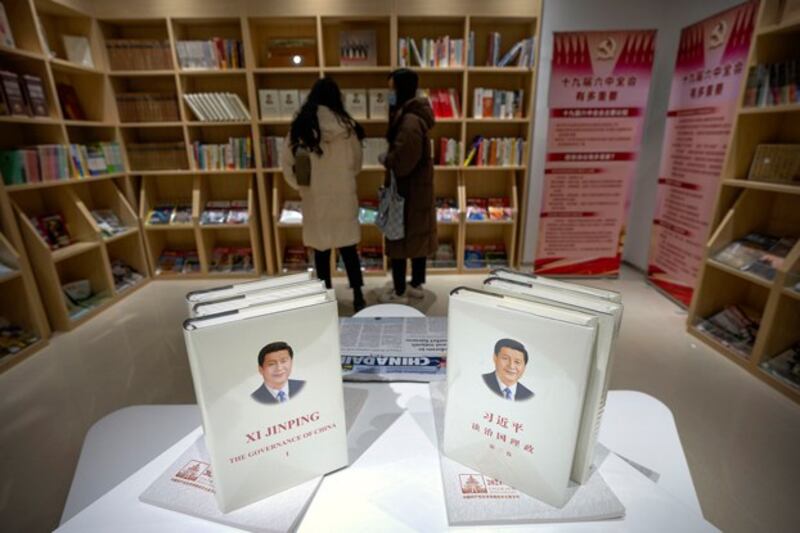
left=379, top=68, right=437, bottom=302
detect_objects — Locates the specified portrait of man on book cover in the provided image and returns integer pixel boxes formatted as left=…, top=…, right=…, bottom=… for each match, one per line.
left=252, top=341, right=305, bottom=404
left=482, top=338, right=534, bottom=401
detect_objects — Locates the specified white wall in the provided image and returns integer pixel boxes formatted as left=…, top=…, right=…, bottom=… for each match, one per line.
left=522, top=0, right=744, bottom=270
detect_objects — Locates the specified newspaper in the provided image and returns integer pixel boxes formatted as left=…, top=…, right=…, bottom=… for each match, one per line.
left=339, top=317, right=447, bottom=381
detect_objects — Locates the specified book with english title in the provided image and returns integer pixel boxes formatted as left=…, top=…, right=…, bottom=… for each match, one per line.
left=183, top=290, right=348, bottom=512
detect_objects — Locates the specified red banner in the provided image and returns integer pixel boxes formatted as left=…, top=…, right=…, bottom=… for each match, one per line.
left=647, top=2, right=758, bottom=306
left=534, top=30, right=657, bottom=277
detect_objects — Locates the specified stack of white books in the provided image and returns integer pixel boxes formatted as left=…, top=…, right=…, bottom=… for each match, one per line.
left=258, top=89, right=309, bottom=121
left=362, top=137, right=388, bottom=166
left=183, top=92, right=250, bottom=122
left=180, top=273, right=347, bottom=513
left=443, top=267, right=622, bottom=509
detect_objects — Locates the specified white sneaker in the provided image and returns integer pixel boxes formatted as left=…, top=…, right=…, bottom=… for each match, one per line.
left=378, top=288, right=408, bottom=304
left=406, top=285, right=425, bottom=299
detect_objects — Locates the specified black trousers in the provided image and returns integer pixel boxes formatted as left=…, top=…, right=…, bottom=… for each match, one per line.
left=391, top=257, right=427, bottom=295
left=314, top=245, right=363, bottom=290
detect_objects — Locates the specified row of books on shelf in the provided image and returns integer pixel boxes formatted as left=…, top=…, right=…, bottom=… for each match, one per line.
left=464, top=136, right=525, bottom=167
left=156, top=250, right=200, bottom=275
left=464, top=243, right=508, bottom=268
left=260, top=136, right=283, bottom=168
left=473, top=88, right=524, bottom=119
left=744, top=60, right=800, bottom=108
left=62, top=279, right=111, bottom=320
left=148, top=201, right=250, bottom=226
left=748, top=144, right=800, bottom=185
left=117, top=93, right=180, bottom=122
left=176, top=39, right=244, bottom=70
left=200, top=201, right=249, bottom=225
left=0, top=317, right=39, bottom=360
left=0, top=71, right=48, bottom=117
left=436, top=198, right=459, bottom=222
left=0, top=142, right=123, bottom=185
left=184, top=92, right=251, bottom=122
left=466, top=197, right=513, bottom=221
left=760, top=342, right=800, bottom=392
left=127, top=142, right=188, bottom=171
left=696, top=305, right=760, bottom=358
left=398, top=36, right=465, bottom=68
left=106, top=39, right=173, bottom=71
left=485, top=33, right=536, bottom=68
left=191, top=138, right=253, bottom=170
left=419, top=88, right=460, bottom=119
left=111, top=259, right=145, bottom=292
left=0, top=145, right=69, bottom=184
left=209, top=247, right=255, bottom=273
left=91, top=209, right=130, bottom=238
left=70, top=142, right=124, bottom=177
left=713, top=232, right=797, bottom=281
left=435, top=137, right=461, bottom=166
left=147, top=204, right=192, bottom=226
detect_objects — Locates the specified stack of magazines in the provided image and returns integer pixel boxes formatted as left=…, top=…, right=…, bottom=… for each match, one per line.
left=696, top=305, right=760, bottom=358
left=713, top=233, right=797, bottom=281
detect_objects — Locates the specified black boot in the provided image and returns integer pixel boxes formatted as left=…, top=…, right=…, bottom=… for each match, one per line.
left=353, top=287, right=366, bottom=312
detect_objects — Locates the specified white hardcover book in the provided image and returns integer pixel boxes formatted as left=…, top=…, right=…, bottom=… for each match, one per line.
left=278, top=89, right=300, bottom=120
left=185, top=272, right=312, bottom=316
left=184, top=94, right=207, bottom=121
left=183, top=292, right=348, bottom=512
left=483, top=275, right=623, bottom=484
left=208, top=93, right=229, bottom=121
left=139, top=433, right=322, bottom=532
left=62, top=35, right=94, bottom=67
left=473, top=88, right=483, bottom=118
left=197, top=93, right=220, bottom=121
left=259, top=89, right=281, bottom=121
left=430, top=382, right=625, bottom=525
left=217, top=93, right=238, bottom=120
left=368, top=89, right=388, bottom=120
left=230, top=93, right=252, bottom=120
left=298, top=89, right=309, bottom=105
left=343, top=89, right=367, bottom=120
left=409, top=37, right=423, bottom=67
left=490, top=267, right=622, bottom=304
left=193, top=280, right=327, bottom=316
left=443, top=287, right=598, bottom=508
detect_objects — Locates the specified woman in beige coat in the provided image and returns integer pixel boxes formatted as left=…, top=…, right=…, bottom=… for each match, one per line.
left=281, top=77, right=366, bottom=311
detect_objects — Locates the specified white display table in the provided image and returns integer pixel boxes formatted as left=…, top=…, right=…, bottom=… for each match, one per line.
left=58, top=385, right=714, bottom=532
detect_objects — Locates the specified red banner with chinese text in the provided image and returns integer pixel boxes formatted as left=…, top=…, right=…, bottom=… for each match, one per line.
left=534, top=30, right=657, bottom=277
left=647, top=2, right=757, bottom=307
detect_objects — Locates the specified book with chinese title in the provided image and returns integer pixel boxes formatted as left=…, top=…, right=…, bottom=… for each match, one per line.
left=183, top=290, right=347, bottom=512
left=484, top=272, right=623, bottom=484
left=443, top=287, right=598, bottom=507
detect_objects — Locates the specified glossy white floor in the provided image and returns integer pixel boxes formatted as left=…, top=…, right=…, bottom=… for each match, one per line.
left=1, top=265, right=798, bottom=533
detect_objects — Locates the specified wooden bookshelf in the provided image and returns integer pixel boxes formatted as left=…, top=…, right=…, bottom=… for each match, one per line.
left=2, top=1, right=541, bottom=324
left=687, top=0, right=800, bottom=404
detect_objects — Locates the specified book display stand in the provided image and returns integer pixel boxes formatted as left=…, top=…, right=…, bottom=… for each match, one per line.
left=687, top=0, right=800, bottom=404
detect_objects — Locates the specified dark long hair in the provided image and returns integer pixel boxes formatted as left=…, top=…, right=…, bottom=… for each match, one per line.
left=289, top=77, right=365, bottom=156
left=386, top=68, right=419, bottom=143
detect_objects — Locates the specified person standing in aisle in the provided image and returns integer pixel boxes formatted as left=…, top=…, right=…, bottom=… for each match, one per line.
left=378, top=68, right=437, bottom=303
left=281, top=77, right=367, bottom=312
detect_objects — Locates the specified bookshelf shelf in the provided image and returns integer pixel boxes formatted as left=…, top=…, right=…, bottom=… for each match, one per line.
left=62, top=120, right=115, bottom=127
left=103, top=227, right=139, bottom=244
left=465, top=118, right=530, bottom=124
left=468, top=66, right=534, bottom=74
left=0, top=44, right=46, bottom=62
left=5, top=174, right=128, bottom=192
left=688, top=1, right=800, bottom=404
left=185, top=121, right=251, bottom=127
left=178, top=69, right=247, bottom=76
left=739, top=103, right=800, bottom=115
left=706, top=258, right=775, bottom=289
left=49, top=58, right=103, bottom=75
left=119, top=122, right=183, bottom=128
left=51, top=241, right=101, bottom=263
left=721, top=179, right=800, bottom=195
left=108, top=70, right=176, bottom=77
left=0, top=116, right=61, bottom=125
